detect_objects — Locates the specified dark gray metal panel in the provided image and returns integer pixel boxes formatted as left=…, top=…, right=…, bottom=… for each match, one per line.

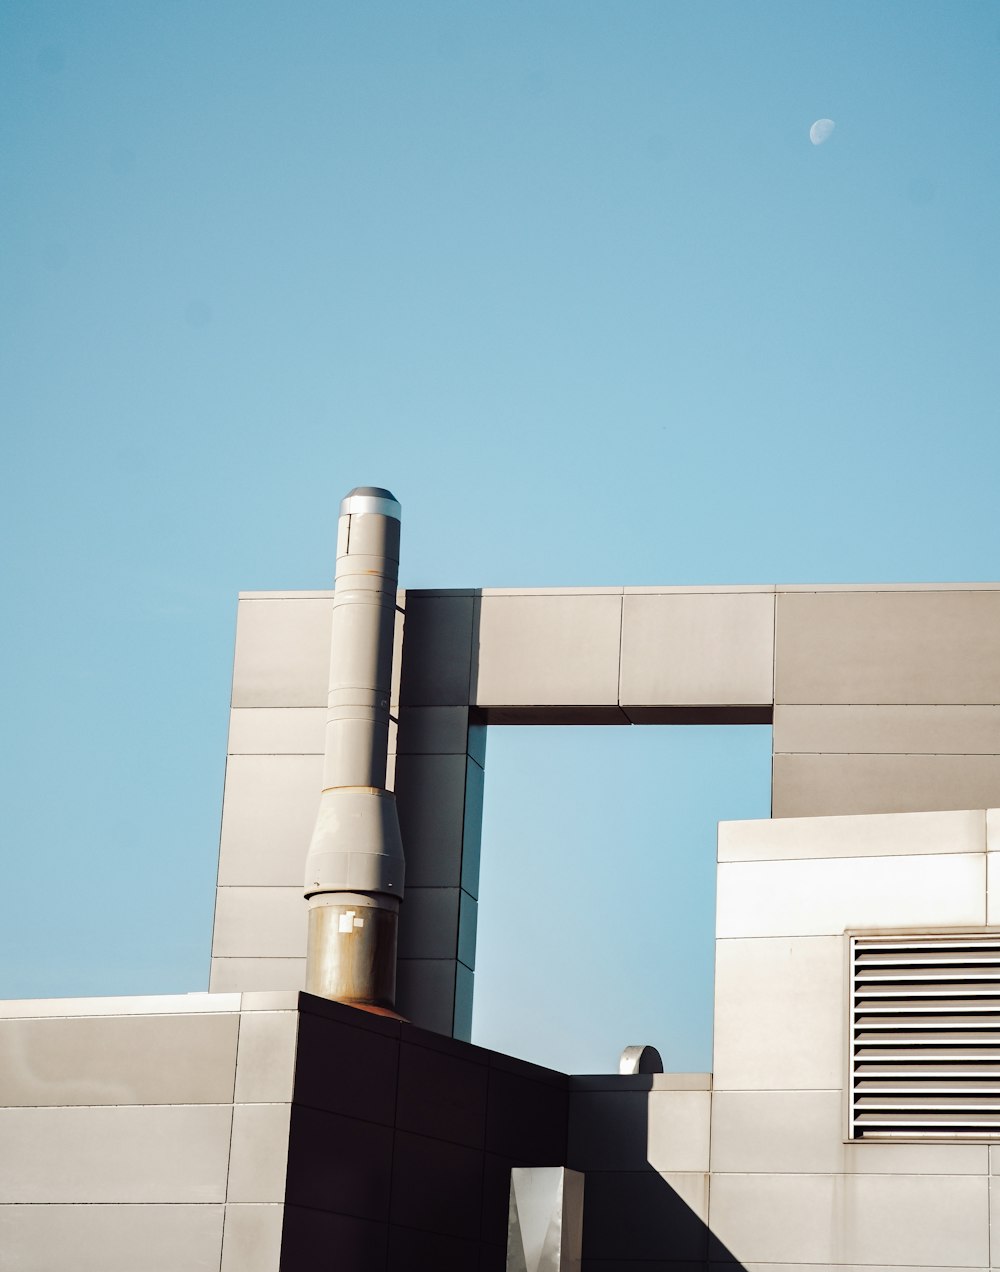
left=395, top=958, right=457, bottom=1036
left=387, top=1225, right=481, bottom=1271
left=394, top=753, right=470, bottom=887
left=398, top=592, right=476, bottom=707
left=284, top=1104, right=393, bottom=1220
left=292, top=1005, right=399, bottom=1127
left=279, top=1207, right=387, bottom=1272
left=389, top=1131, right=484, bottom=1240
left=486, top=1066, right=569, bottom=1163
left=773, top=752, right=1000, bottom=817
left=396, top=888, right=462, bottom=960
left=774, top=589, right=1000, bottom=706
left=395, top=1036, right=489, bottom=1149
left=774, top=704, right=1000, bottom=755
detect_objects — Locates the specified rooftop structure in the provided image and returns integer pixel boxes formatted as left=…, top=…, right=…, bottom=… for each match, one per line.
left=4, top=489, right=1000, bottom=1269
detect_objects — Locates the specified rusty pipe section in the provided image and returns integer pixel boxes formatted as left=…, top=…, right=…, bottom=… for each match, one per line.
left=303, top=486, right=405, bottom=1008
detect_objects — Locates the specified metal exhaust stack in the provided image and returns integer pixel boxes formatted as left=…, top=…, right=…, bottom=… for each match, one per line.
left=303, top=486, right=405, bottom=1009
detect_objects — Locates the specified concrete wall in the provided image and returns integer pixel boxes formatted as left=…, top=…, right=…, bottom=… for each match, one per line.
left=12, top=808, right=1000, bottom=1270
left=0, top=990, right=571, bottom=1272
left=0, top=991, right=298, bottom=1272
left=709, top=807, right=1000, bottom=1270
left=773, top=587, right=1000, bottom=818
left=212, top=583, right=1000, bottom=1036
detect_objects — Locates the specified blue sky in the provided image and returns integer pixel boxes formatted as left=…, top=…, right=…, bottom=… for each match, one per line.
left=2, top=1, right=998, bottom=1073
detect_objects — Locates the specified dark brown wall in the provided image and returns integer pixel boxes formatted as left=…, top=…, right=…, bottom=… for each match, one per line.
left=279, top=994, right=568, bottom=1272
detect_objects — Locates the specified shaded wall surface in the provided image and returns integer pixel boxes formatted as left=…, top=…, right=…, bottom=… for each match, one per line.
left=284, top=993, right=569, bottom=1272
left=287, top=1001, right=722, bottom=1270
left=213, top=583, right=1000, bottom=1035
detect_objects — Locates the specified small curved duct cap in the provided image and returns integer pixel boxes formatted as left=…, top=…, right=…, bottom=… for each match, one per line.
left=619, top=1044, right=663, bottom=1075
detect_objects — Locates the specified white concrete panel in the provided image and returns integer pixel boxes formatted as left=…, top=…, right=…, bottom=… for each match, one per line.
left=619, top=592, right=774, bottom=706
left=209, top=958, right=306, bottom=993
left=225, top=1103, right=292, bottom=1204
left=989, top=852, right=1000, bottom=926
left=990, top=819, right=1000, bottom=941
left=775, top=589, right=1000, bottom=706
left=653, top=1074, right=712, bottom=1090
left=231, top=598, right=332, bottom=708
left=845, top=1138, right=989, bottom=1178
left=0, top=1104, right=233, bottom=1202
left=989, top=1172, right=1000, bottom=1268
left=221, top=1204, right=283, bottom=1272
left=0, top=1204, right=226, bottom=1272
left=217, top=755, right=322, bottom=887
left=709, top=1172, right=989, bottom=1267
left=774, top=704, right=1000, bottom=755
left=0, top=993, right=241, bottom=1018
left=227, top=707, right=326, bottom=755
left=713, top=936, right=844, bottom=1091
left=647, top=1091, right=712, bottom=1173
left=717, top=852, right=986, bottom=939
left=234, top=1010, right=298, bottom=1104
left=711, top=1090, right=989, bottom=1175
left=719, top=808, right=986, bottom=863
left=473, top=593, right=622, bottom=706
left=239, top=991, right=301, bottom=1011
left=774, top=753, right=1000, bottom=818
left=711, top=1089, right=842, bottom=1175
left=0, top=1012, right=238, bottom=1107
left=212, top=888, right=305, bottom=960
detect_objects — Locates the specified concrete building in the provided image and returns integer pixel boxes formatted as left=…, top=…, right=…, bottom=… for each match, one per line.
left=4, top=491, right=1000, bottom=1269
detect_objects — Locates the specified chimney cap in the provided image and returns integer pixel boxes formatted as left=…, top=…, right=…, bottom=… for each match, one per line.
left=340, top=487, right=401, bottom=519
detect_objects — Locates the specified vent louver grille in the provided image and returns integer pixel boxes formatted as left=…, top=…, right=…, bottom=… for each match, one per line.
left=851, top=934, right=1000, bottom=1139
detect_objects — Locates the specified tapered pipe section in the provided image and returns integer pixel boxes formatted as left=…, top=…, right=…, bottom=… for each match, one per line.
left=303, top=487, right=405, bottom=1008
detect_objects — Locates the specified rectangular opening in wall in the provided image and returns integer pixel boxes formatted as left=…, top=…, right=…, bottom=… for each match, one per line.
left=851, top=933, right=1000, bottom=1139
left=473, top=723, right=772, bottom=1075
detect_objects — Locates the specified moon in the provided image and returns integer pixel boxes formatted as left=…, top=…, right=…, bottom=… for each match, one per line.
left=810, top=118, right=835, bottom=145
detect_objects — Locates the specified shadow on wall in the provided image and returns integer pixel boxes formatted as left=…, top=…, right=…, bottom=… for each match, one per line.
left=567, top=1073, right=745, bottom=1271
left=276, top=996, right=747, bottom=1271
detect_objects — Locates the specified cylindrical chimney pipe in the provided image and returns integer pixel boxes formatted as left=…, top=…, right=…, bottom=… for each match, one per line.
left=303, top=487, right=405, bottom=1008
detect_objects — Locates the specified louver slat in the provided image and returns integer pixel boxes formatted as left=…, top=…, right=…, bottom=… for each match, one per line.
left=851, top=935, right=1000, bottom=1139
